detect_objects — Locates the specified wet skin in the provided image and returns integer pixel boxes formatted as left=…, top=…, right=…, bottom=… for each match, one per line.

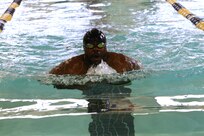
left=49, top=51, right=140, bottom=75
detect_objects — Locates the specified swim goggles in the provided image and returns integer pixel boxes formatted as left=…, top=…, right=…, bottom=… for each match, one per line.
left=85, top=42, right=105, bottom=49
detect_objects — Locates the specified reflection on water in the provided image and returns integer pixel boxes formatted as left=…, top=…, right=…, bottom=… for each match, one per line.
left=1, top=77, right=204, bottom=135
left=89, top=113, right=135, bottom=136
left=1, top=78, right=204, bottom=135
left=0, top=98, right=89, bottom=119
left=156, top=95, right=204, bottom=112
left=82, top=83, right=135, bottom=136
left=2, top=82, right=204, bottom=120
left=0, top=80, right=137, bottom=135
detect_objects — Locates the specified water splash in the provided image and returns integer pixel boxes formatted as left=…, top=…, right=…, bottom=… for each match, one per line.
left=39, top=69, right=150, bottom=86
left=86, top=60, right=117, bottom=75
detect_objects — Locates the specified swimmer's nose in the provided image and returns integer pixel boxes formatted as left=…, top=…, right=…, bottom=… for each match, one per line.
left=93, top=47, right=101, bottom=51
left=92, top=49, right=101, bottom=55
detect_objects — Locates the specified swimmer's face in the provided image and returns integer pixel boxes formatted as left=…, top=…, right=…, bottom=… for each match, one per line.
left=84, top=42, right=107, bottom=65
left=83, top=28, right=107, bottom=66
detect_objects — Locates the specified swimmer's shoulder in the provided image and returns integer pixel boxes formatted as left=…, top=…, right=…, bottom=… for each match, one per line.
left=108, top=52, right=129, bottom=60
left=49, top=54, right=87, bottom=75
left=106, top=52, right=141, bottom=72
left=106, top=52, right=136, bottom=63
left=68, top=54, right=85, bottom=63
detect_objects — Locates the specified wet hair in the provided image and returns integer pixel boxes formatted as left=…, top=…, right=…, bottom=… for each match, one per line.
left=83, top=28, right=106, bottom=46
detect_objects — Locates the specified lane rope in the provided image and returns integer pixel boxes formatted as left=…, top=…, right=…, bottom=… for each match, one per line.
left=166, top=0, right=204, bottom=31
left=0, top=0, right=22, bottom=33
left=1, top=0, right=203, bottom=32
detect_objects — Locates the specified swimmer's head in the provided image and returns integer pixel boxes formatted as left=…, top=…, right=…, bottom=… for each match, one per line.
left=83, top=28, right=108, bottom=66
left=83, top=28, right=106, bottom=47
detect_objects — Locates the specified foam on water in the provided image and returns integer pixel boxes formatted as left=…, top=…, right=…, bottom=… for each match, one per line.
left=39, top=69, right=149, bottom=86
left=86, top=60, right=117, bottom=75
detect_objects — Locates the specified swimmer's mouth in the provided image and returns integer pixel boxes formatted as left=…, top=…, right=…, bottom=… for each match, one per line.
left=91, top=54, right=102, bottom=59
left=90, top=54, right=102, bottom=64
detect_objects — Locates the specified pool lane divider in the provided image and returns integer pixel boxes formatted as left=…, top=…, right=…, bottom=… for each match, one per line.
left=166, top=0, right=204, bottom=31
left=0, top=0, right=22, bottom=33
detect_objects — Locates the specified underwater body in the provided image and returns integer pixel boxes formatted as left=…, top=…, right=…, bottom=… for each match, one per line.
left=0, top=0, right=204, bottom=135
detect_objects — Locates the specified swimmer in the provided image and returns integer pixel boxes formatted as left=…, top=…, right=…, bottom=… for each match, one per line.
left=49, top=28, right=141, bottom=75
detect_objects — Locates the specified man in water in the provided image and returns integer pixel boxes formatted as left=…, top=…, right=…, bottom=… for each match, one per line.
left=49, top=28, right=141, bottom=75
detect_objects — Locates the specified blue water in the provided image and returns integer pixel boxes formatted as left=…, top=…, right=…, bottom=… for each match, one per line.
left=0, top=0, right=204, bottom=135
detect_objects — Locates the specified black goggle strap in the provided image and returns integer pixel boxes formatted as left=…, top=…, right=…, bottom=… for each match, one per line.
left=166, top=0, right=204, bottom=31
left=0, top=0, right=23, bottom=33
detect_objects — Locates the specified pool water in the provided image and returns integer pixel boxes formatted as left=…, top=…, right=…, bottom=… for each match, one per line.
left=0, top=0, right=204, bottom=135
